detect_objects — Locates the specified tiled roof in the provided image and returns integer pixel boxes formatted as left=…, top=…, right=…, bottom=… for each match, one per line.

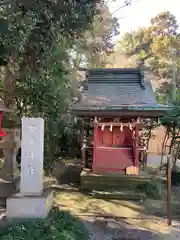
left=72, top=68, right=167, bottom=113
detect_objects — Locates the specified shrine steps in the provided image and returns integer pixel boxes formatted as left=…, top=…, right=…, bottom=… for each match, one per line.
left=80, top=169, right=163, bottom=193
left=90, top=189, right=146, bottom=200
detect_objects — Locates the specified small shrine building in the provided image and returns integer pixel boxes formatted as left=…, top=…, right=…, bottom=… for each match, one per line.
left=72, top=68, right=168, bottom=177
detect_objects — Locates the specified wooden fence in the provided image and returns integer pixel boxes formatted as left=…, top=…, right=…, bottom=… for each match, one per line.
left=148, top=126, right=170, bottom=155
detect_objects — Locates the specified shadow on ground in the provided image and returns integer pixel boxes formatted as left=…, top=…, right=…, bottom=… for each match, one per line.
left=84, top=217, right=160, bottom=240
left=0, top=207, right=88, bottom=240
left=53, top=184, right=177, bottom=239
left=0, top=183, right=179, bottom=239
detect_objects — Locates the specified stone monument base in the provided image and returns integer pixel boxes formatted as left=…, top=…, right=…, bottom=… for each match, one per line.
left=0, top=177, right=20, bottom=205
left=6, top=188, right=53, bottom=219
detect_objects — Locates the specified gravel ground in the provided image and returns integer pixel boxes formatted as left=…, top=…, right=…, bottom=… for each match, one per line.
left=83, top=218, right=159, bottom=240
left=83, top=217, right=180, bottom=240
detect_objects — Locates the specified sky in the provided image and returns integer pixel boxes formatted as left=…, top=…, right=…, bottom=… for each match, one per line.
left=108, top=0, right=180, bottom=40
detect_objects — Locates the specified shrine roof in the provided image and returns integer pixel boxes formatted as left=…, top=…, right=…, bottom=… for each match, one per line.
left=72, top=68, right=169, bottom=117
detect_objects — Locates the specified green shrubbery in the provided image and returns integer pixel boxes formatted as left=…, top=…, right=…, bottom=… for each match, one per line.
left=0, top=158, right=3, bottom=169
left=136, top=182, right=161, bottom=199
left=171, top=168, right=180, bottom=185
left=0, top=210, right=88, bottom=240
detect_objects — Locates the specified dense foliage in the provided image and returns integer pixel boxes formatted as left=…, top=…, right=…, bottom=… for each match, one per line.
left=0, top=210, right=88, bottom=240
left=115, top=11, right=180, bottom=167
left=160, top=101, right=180, bottom=166
left=116, top=11, right=180, bottom=103
left=0, top=0, right=98, bottom=108
left=0, top=0, right=121, bottom=169
left=71, top=2, right=119, bottom=68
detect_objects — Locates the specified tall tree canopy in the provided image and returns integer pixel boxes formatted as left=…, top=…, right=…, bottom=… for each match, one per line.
left=0, top=0, right=123, bottom=167
left=116, top=11, right=180, bottom=102
left=0, top=0, right=99, bottom=109
left=71, top=2, right=119, bottom=68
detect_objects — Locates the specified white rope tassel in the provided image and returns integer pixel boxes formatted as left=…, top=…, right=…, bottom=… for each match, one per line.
left=137, top=117, right=140, bottom=124
left=101, top=124, right=105, bottom=131
left=110, top=124, right=113, bottom=132
left=74, top=117, right=77, bottom=124
left=129, top=122, right=133, bottom=131
left=120, top=122, right=123, bottom=132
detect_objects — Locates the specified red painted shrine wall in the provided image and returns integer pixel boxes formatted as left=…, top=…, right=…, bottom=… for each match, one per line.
left=96, top=126, right=133, bottom=146
left=93, top=125, right=135, bottom=174
left=96, top=126, right=132, bottom=147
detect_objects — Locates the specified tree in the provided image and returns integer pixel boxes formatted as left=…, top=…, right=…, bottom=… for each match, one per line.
left=0, top=0, right=99, bottom=110
left=115, top=11, right=180, bottom=161
left=117, top=11, right=179, bottom=61
left=116, top=11, right=180, bottom=102
left=117, top=28, right=146, bottom=57
left=0, top=0, right=101, bottom=170
left=150, top=11, right=178, bottom=37
left=71, top=2, right=119, bottom=68
left=160, top=101, right=180, bottom=168
left=0, top=1, right=128, bottom=170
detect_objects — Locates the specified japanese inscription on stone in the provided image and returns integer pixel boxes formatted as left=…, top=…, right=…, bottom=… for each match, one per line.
left=20, top=117, right=44, bottom=195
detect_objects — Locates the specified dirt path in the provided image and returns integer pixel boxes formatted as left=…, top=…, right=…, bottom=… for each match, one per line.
left=83, top=219, right=160, bottom=240
left=1, top=180, right=180, bottom=239
left=54, top=188, right=176, bottom=239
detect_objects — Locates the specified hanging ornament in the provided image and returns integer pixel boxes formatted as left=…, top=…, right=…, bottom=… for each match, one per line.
left=110, top=124, right=113, bottom=132
left=120, top=122, right=123, bottom=132
left=129, top=122, right=133, bottom=131
left=158, top=118, right=160, bottom=124
left=132, top=130, right=135, bottom=138
left=74, top=117, right=77, bottom=124
left=101, top=124, right=105, bottom=131
left=137, top=117, right=140, bottom=124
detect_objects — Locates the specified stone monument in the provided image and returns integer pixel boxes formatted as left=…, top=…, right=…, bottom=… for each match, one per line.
left=7, top=117, right=53, bottom=219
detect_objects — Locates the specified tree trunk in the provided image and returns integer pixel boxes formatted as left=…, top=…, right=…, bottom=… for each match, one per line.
left=3, top=58, right=19, bottom=128
left=172, top=129, right=180, bottom=168
left=160, top=128, right=169, bottom=167
left=3, top=59, right=17, bottom=109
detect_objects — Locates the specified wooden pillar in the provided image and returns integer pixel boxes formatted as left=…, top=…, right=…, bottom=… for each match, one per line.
left=81, top=129, right=87, bottom=168
left=134, top=124, right=139, bottom=168
left=167, top=155, right=172, bottom=226
left=81, top=119, right=93, bottom=169
left=92, top=118, right=98, bottom=172
left=86, top=119, right=90, bottom=139
left=142, top=138, right=148, bottom=169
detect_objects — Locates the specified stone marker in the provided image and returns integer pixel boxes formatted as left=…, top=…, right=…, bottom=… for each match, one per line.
left=20, top=117, right=44, bottom=195
left=7, top=118, right=53, bottom=219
